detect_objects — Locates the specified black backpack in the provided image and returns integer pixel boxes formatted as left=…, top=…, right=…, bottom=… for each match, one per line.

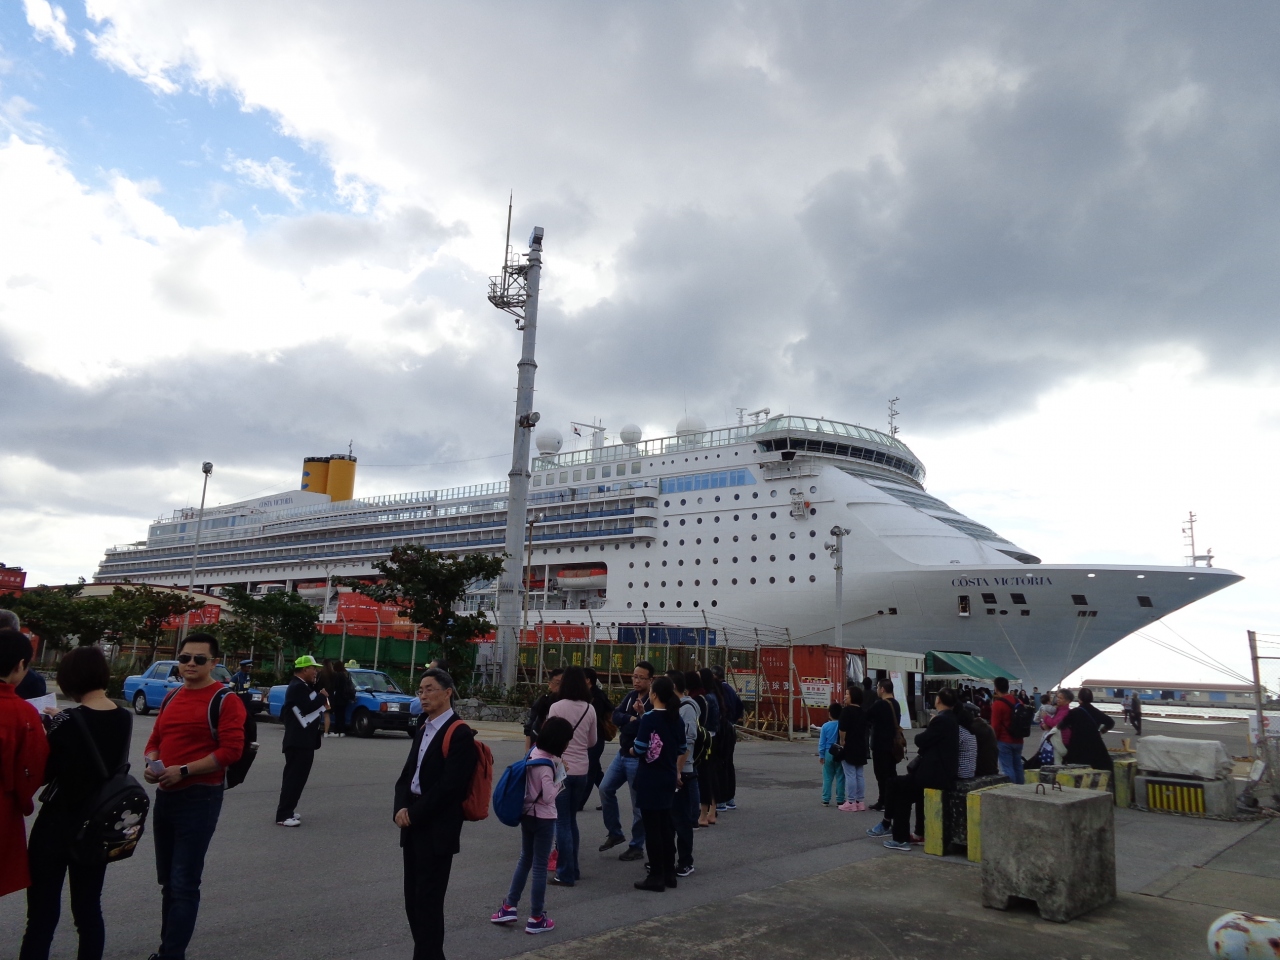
left=160, top=686, right=258, bottom=789
left=67, top=710, right=150, bottom=866
left=689, top=695, right=713, bottom=765
left=1008, top=699, right=1034, bottom=740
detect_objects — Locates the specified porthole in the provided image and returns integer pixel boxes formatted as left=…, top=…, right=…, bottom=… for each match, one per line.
left=732, top=557, right=738, bottom=563
left=788, top=576, right=795, bottom=583
left=556, top=548, right=562, bottom=554
left=644, top=581, right=650, bottom=588
left=631, top=543, right=636, bottom=549
left=627, top=602, right=633, bottom=608
left=770, top=533, right=777, bottom=540
left=752, top=513, right=758, bottom=520
left=663, top=520, right=670, bottom=527
left=714, top=516, right=720, bottom=523
left=677, top=580, right=683, bottom=587
left=769, top=577, right=776, bottom=583
left=733, top=535, right=739, bottom=542
left=810, top=530, right=817, bottom=537
left=679, top=519, right=686, bottom=526
left=643, top=601, right=649, bottom=608
left=771, top=489, right=778, bottom=498
left=694, top=579, right=700, bottom=586
left=679, top=539, right=685, bottom=546
left=789, top=531, right=796, bottom=539
left=751, top=534, right=758, bottom=541
left=769, top=555, right=775, bottom=562
left=661, top=581, right=667, bottom=587
left=810, top=508, right=816, bottom=515
left=644, top=561, right=650, bottom=568
left=695, top=558, right=701, bottom=565
left=664, top=500, right=670, bottom=507
left=734, top=514, right=740, bottom=521
left=692, top=600, right=699, bottom=608
left=697, top=497, right=703, bottom=504
left=629, top=562, right=634, bottom=568
left=810, top=486, right=817, bottom=494
left=696, top=517, right=703, bottom=524
left=712, top=557, right=718, bottom=564
left=751, top=556, right=757, bottom=562
left=678, top=560, right=684, bottom=566
left=789, top=554, right=795, bottom=561
left=809, top=575, right=816, bottom=582
left=790, top=487, right=798, bottom=495
left=662, top=560, right=668, bottom=567
left=711, top=600, right=718, bottom=606
left=614, top=544, right=620, bottom=549
left=680, top=499, right=687, bottom=506
left=628, top=582, right=634, bottom=588
left=750, top=577, right=757, bottom=584
left=659, top=602, right=665, bottom=608
left=753, top=492, right=759, bottom=499
left=770, top=511, right=777, bottom=519
left=734, top=494, right=741, bottom=500
left=663, top=541, right=668, bottom=547
left=731, top=578, right=738, bottom=585
left=713, top=537, right=719, bottom=543
left=711, top=579, right=717, bottom=585
left=715, top=495, right=721, bottom=502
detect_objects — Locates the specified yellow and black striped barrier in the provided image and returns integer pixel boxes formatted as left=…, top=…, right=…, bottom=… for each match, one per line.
left=1145, top=779, right=1207, bottom=815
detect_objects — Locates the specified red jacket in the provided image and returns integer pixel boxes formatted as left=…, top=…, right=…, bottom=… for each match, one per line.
left=990, top=694, right=1022, bottom=744
left=144, top=682, right=245, bottom=789
left=0, top=682, right=50, bottom=897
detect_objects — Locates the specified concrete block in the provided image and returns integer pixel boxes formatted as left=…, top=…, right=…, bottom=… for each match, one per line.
left=1135, top=774, right=1236, bottom=817
left=923, top=788, right=945, bottom=855
left=981, top=783, right=1116, bottom=922
left=966, top=783, right=1015, bottom=863
left=1114, top=758, right=1136, bottom=808
left=923, top=775, right=1011, bottom=856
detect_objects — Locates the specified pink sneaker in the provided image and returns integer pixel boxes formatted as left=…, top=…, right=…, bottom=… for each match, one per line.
left=490, top=902, right=518, bottom=924
left=855, top=801, right=867, bottom=812
left=837, top=801, right=855, bottom=812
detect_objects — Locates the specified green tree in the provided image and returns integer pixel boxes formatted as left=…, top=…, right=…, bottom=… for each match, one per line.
left=112, top=583, right=206, bottom=664
left=343, top=545, right=505, bottom=670
left=214, top=586, right=319, bottom=668
left=0, top=583, right=86, bottom=652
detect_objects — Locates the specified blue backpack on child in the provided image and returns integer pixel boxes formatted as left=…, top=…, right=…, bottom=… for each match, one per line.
left=492, top=753, right=555, bottom=826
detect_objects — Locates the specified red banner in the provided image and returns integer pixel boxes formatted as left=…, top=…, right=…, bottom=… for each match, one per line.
left=161, top=605, right=222, bottom=629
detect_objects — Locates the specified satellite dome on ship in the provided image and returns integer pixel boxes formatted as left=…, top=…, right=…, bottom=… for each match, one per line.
left=535, top=429, right=563, bottom=456
left=676, top=415, right=706, bottom=437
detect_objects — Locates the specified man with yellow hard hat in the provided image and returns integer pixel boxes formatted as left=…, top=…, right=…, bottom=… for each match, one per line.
left=275, top=655, right=328, bottom=827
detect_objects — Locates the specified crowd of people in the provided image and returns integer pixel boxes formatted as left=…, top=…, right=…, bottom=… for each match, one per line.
left=1, top=610, right=1135, bottom=960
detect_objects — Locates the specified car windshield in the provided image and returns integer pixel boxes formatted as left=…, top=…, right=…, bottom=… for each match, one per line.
left=352, top=671, right=400, bottom=693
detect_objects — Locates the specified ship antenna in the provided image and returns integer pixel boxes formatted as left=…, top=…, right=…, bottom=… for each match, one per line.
left=888, top=397, right=900, bottom=438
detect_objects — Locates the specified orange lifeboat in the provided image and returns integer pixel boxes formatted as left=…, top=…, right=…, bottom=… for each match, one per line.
left=556, top=567, right=608, bottom=591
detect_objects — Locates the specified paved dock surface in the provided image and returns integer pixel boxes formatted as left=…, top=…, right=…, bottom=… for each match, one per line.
left=2, top=714, right=1274, bottom=959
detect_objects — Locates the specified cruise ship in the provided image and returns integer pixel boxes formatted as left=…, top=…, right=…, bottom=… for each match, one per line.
left=95, top=414, right=1241, bottom=686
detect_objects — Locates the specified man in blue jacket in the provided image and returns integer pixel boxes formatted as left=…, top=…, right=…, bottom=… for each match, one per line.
left=597, top=661, right=652, bottom=861
left=275, top=655, right=327, bottom=827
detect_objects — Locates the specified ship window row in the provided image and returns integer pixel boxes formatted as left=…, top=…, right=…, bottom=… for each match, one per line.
left=536, top=462, right=643, bottom=486
left=659, top=469, right=755, bottom=494
left=622, top=573, right=821, bottom=609
left=757, top=437, right=922, bottom=480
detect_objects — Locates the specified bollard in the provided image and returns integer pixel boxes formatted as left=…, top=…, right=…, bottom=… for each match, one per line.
left=1208, top=912, right=1280, bottom=959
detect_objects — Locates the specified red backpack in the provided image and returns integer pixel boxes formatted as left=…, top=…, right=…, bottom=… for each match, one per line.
left=440, top=720, right=493, bottom=821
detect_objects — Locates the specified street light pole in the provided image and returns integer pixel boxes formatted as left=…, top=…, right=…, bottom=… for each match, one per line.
left=824, top=525, right=851, bottom=647
left=177, top=461, right=214, bottom=649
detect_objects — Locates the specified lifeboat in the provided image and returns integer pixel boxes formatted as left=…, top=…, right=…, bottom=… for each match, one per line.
left=556, top=567, right=608, bottom=591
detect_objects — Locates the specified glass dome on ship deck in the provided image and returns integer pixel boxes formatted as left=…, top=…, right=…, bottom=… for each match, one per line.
left=531, top=415, right=924, bottom=484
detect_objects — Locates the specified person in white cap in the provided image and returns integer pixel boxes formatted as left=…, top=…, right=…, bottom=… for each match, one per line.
left=275, top=655, right=327, bottom=827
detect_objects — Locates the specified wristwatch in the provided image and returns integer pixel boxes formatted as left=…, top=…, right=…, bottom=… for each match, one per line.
left=179, top=765, right=190, bottom=779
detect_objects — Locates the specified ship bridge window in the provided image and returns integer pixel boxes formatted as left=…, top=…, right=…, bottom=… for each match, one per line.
left=1010, top=593, right=1026, bottom=604
left=1072, top=594, right=1088, bottom=605
left=1137, top=595, right=1154, bottom=608
left=981, top=593, right=997, bottom=604
left=957, top=595, right=971, bottom=616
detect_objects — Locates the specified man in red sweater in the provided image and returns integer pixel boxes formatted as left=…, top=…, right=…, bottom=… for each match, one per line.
left=989, top=676, right=1025, bottom=784
left=143, top=633, right=245, bottom=960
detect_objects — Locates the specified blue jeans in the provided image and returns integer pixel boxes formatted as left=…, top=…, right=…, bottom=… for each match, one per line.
left=506, top=816, right=556, bottom=915
left=599, top=753, right=644, bottom=849
left=998, top=741, right=1025, bottom=784
left=554, top=774, right=590, bottom=883
left=672, top=773, right=700, bottom=868
left=841, top=761, right=866, bottom=802
left=152, top=785, right=223, bottom=960
left=821, top=757, right=846, bottom=803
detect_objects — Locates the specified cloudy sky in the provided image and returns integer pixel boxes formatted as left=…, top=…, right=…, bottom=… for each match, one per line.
left=2, top=1, right=1277, bottom=688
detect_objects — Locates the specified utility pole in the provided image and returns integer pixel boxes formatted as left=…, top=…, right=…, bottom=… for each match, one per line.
left=824, top=525, right=851, bottom=647
left=1249, top=630, right=1266, bottom=759
left=489, top=199, right=544, bottom=690
left=177, top=461, right=214, bottom=649
left=521, top=512, right=542, bottom=667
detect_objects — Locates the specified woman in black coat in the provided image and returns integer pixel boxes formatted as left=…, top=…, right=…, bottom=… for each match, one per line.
left=1060, top=687, right=1115, bottom=772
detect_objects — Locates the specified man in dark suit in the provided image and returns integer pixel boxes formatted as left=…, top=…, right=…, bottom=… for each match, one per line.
left=394, top=668, right=476, bottom=960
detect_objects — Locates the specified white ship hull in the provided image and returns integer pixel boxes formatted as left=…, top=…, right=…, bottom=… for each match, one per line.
left=96, top=415, right=1241, bottom=686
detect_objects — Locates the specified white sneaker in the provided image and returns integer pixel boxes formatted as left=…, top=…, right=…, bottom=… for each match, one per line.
left=277, top=817, right=301, bottom=827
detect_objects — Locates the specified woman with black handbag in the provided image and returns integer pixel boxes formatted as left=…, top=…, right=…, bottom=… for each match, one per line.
left=20, top=646, right=132, bottom=960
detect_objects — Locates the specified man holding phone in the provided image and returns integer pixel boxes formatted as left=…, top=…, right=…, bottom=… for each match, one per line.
left=143, top=633, right=245, bottom=960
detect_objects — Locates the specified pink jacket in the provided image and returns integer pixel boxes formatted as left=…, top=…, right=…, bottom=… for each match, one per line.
left=547, top=699, right=598, bottom=776
left=524, top=747, right=563, bottom=819
left=1040, top=703, right=1072, bottom=746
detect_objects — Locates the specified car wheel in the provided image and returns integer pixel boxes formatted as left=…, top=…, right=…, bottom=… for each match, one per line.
left=133, top=691, right=150, bottom=716
left=352, top=708, right=374, bottom=738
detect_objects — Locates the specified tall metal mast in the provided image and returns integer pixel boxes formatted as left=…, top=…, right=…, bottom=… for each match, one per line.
left=488, top=198, right=544, bottom=689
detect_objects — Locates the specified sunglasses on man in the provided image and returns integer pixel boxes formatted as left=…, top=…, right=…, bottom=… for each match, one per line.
left=177, top=653, right=211, bottom=665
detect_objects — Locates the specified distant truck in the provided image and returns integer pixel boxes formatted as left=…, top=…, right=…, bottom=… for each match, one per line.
left=267, top=668, right=416, bottom=738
